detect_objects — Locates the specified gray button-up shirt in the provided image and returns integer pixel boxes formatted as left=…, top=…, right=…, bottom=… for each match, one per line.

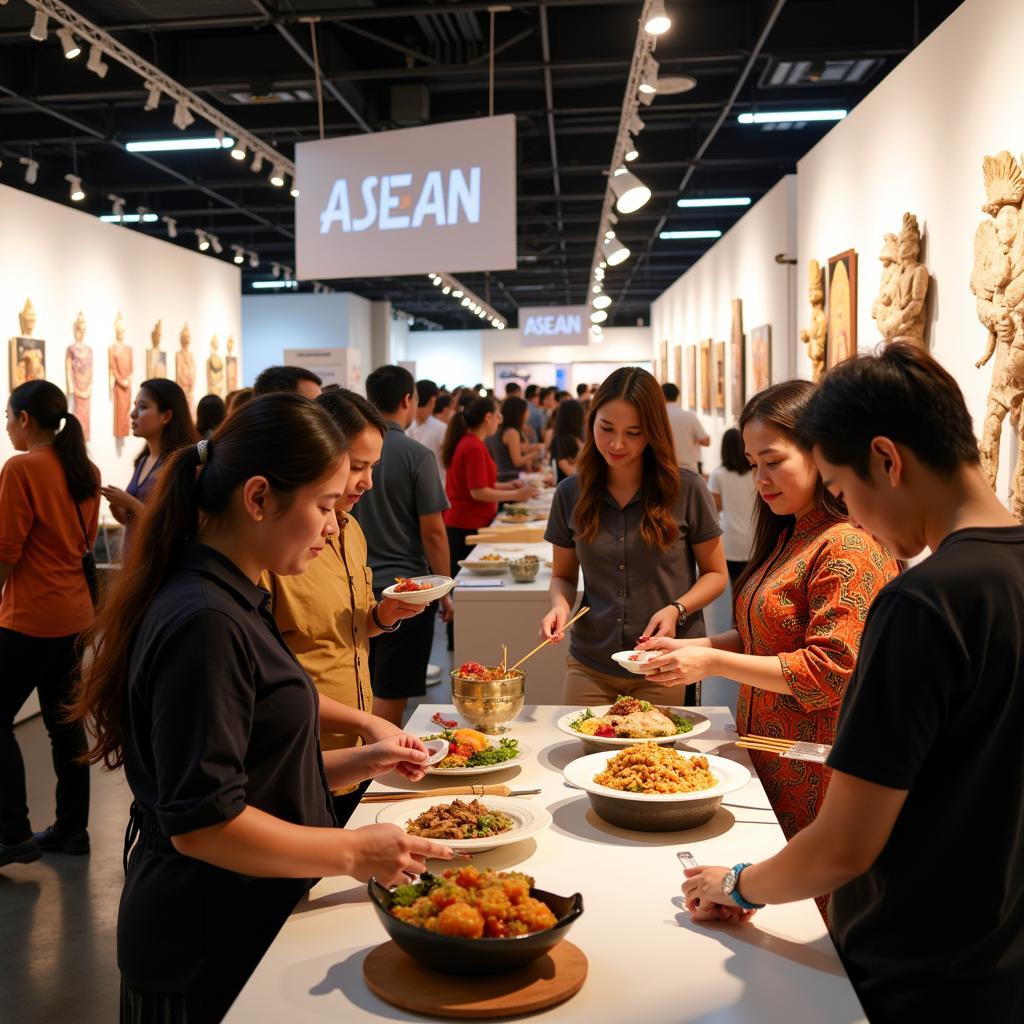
left=545, top=471, right=722, bottom=679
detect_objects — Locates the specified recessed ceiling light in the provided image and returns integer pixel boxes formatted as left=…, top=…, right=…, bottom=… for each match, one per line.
left=677, top=197, right=751, bottom=208
left=738, top=109, right=846, bottom=125
left=659, top=229, right=723, bottom=240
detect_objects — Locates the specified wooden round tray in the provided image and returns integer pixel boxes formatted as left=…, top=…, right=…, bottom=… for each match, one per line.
left=363, top=940, right=587, bottom=1019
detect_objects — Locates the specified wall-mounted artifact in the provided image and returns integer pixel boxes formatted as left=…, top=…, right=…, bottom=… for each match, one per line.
left=799, top=261, right=827, bottom=383
left=65, top=311, right=93, bottom=441
left=673, top=345, right=682, bottom=398
left=713, top=342, right=726, bottom=412
left=9, top=298, right=46, bottom=389
left=750, top=324, right=772, bottom=394
left=225, top=335, right=239, bottom=393
left=872, top=214, right=930, bottom=347
left=109, top=311, right=134, bottom=438
left=699, top=340, right=712, bottom=413
left=686, top=345, right=697, bottom=410
left=827, top=250, right=858, bottom=369
left=972, top=150, right=1024, bottom=521
left=730, top=298, right=745, bottom=417
left=659, top=339, right=669, bottom=383
left=176, top=322, right=196, bottom=409
left=207, top=335, right=225, bottom=398
left=147, top=320, right=167, bottom=379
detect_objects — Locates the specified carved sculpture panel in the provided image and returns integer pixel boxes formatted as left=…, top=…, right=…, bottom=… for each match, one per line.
left=872, top=213, right=930, bottom=347
left=799, top=260, right=827, bottom=384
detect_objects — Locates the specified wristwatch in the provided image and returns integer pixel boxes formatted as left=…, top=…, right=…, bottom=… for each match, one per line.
left=722, top=863, right=765, bottom=910
left=671, top=601, right=688, bottom=627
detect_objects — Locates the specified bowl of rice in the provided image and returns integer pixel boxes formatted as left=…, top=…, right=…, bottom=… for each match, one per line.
left=562, top=744, right=751, bottom=831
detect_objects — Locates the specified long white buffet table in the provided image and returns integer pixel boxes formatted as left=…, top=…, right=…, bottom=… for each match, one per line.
left=225, top=704, right=866, bottom=1023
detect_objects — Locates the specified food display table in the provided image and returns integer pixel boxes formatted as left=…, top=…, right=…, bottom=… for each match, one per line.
left=453, top=542, right=581, bottom=705
left=225, top=705, right=866, bottom=1023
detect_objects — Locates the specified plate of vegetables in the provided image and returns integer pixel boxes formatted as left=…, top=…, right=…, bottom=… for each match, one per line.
left=419, top=727, right=529, bottom=776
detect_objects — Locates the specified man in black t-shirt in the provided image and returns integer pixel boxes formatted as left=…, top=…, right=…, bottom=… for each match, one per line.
left=680, top=344, right=1024, bottom=1024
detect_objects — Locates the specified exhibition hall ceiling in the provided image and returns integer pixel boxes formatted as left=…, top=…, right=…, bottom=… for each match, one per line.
left=0, top=0, right=962, bottom=329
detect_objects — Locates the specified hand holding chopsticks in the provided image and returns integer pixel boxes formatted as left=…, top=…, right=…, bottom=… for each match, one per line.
left=511, top=605, right=590, bottom=671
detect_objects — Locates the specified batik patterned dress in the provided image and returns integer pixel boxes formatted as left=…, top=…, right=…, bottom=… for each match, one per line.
left=735, top=507, right=899, bottom=841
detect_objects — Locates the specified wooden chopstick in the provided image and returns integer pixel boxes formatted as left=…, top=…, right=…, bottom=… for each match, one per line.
left=742, top=734, right=795, bottom=748
left=508, top=605, right=590, bottom=671
left=361, top=784, right=515, bottom=803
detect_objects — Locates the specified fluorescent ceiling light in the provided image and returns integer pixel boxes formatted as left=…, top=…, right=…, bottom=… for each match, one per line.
left=677, top=197, right=751, bottom=208
left=610, top=167, right=651, bottom=214
left=57, top=27, right=81, bottom=59
left=126, top=136, right=234, bottom=153
left=29, top=10, right=48, bottom=41
left=602, top=237, right=630, bottom=266
left=101, top=213, right=159, bottom=223
left=644, top=0, right=671, bottom=35
left=659, top=229, right=723, bottom=240
left=252, top=280, right=298, bottom=289
left=738, top=109, right=847, bottom=125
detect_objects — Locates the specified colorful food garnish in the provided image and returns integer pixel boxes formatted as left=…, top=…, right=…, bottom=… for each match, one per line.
left=455, top=661, right=512, bottom=681
left=422, top=731, right=521, bottom=769
left=569, top=696, right=693, bottom=737
left=389, top=868, right=556, bottom=939
left=431, top=711, right=458, bottom=728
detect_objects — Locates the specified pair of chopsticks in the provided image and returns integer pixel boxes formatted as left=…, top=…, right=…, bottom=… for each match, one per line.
left=507, top=605, right=590, bottom=672
left=361, top=784, right=540, bottom=804
left=736, top=734, right=796, bottom=755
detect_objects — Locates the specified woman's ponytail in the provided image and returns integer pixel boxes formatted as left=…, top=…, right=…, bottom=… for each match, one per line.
left=441, top=396, right=495, bottom=467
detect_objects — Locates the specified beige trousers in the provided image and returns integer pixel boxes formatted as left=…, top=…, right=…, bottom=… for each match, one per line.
left=562, top=655, right=693, bottom=707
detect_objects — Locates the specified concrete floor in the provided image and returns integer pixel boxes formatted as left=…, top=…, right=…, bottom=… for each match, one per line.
left=1, top=590, right=736, bottom=1024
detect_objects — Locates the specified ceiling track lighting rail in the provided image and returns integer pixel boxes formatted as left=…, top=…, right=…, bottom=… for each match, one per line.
left=427, top=272, right=507, bottom=329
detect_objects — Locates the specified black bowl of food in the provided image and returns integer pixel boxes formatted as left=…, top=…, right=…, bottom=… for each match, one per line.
left=368, top=867, right=583, bottom=976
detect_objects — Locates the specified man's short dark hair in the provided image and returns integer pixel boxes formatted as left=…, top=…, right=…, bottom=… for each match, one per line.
left=795, top=342, right=981, bottom=479
left=576, top=383, right=589, bottom=397
left=415, top=379, right=439, bottom=407
left=662, top=382, right=680, bottom=402
left=504, top=382, right=522, bottom=396
left=434, top=394, right=453, bottom=416
left=525, top=384, right=540, bottom=401
left=541, top=386, right=557, bottom=403
left=252, top=365, right=322, bottom=396
left=365, top=364, right=415, bottom=414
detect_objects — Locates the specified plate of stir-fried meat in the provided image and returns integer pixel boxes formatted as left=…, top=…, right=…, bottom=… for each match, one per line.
left=375, top=797, right=552, bottom=851
left=556, top=695, right=712, bottom=751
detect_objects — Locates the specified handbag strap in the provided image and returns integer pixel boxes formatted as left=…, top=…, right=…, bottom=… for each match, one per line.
left=73, top=499, right=91, bottom=555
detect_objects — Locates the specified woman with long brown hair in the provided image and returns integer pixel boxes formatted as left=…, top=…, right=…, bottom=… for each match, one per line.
left=541, top=367, right=727, bottom=705
left=70, top=394, right=451, bottom=1023
left=639, top=380, right=899, bottom=849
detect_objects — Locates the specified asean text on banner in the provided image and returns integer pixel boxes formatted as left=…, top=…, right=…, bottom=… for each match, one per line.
left=519, top=306, right=590, bottom=347
left=295, top=115, right=517, bottom=280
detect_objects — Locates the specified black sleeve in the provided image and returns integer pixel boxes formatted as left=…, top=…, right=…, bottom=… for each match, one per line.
left=147, top=610, right=256, bottom=836
left=681, top=472, right=723, bottom=545
left=544, top=478, right=575, bottom=548
left=828, top=589, right=968, bottom=790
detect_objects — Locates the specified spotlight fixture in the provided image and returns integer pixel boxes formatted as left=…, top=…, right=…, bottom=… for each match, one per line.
left=594, top=266, right=605, bottom=280
left=283, top=267, right=293, bottom=282
left=453, top=290, right=464, bottom=298
left=107, top=194, right=126, bottom=217
left=172, top=100, right=195, bottom=130
left=442, top=286, right=451, bottom=295
left=86, top=45, right=109, bottom=78
left=602, top=237, right=630, bottom=266
left=209, top=234, right=223, bottom=255
left=144, top=81, right=161, bottom=111
left=625, top=141, right=639, bottom=162
left=604, top=229, right=616, bottom=241
left=271, top=262, right=281, bottom=278
left=231, top=139, right=246, bottom=161
left=196, top=230, right=210, bottom=252
left=593, top=294, right=613, bottom=310
left=592, top=284, right=602, bottom=294
left=29, top=9, right=48, bottom=41
left=290, top=186, right=300, bottom=198
left=590, top=325, right=604, bottom=342
left=19, top=157, right=39, bottom=185
left=644, top=0, right=671, bottom=35
left=269, top=165, right=286, bottom=188
left=65, top=174, right=85, bottom=202
left=57, top=27, right=81, bottom=59
left=590, top=309, right=608, bottom=324
left=677, top=196, right=751, bottom=208
left=249, top=251, right=260, bottom=269
left=161, top=216, right=178, bottom=238
left=738, top=109, right=847, bottom=125
left=232, top=245, right=245, bottom=265
left=251, top=152, right=264, bottom=174
left=628, top=113, right=646, bottom=136
left=638, top=56, right=659, bottom=94
left=610, top=167, right=651, bottom=214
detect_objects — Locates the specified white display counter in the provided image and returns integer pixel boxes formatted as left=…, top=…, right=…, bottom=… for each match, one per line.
left=225, top=704, right=866, bottom=1023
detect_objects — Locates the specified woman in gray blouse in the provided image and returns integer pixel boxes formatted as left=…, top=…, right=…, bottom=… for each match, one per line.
left=541, top=367, right=727, bottom=706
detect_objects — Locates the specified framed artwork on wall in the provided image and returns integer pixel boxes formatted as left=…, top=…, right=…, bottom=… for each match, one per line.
left=827, top=249, right=858, bottom=369
left=750, top=324, right=772, bottom=394
left=673, top=345, right=683, bottom=398
left=730, top=298, right=745, bottom=417
left=686, top=345, right=697, bottom=409
left=659, top=339, right=669, bottom=382
left=699, top=339, right=712, bottom=412
left=713, top=341, right=726, bottom=412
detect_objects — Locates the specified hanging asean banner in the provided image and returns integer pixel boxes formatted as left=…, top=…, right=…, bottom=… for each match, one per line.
left=519, top=306, right=590, bottom=346
left=295, top=115, right=517, bottom=280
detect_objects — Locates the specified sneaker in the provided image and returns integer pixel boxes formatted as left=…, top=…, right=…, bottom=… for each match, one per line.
left=0, top=837, right=41, bottom=868
left=33, top=826, right=90, bottom=855
left=426, top=663, right=443, bottom=687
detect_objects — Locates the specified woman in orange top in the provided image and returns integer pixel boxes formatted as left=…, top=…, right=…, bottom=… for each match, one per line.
left=0, top=381, right=99, bottom=866
left=641, top=381, right=899, bottom=843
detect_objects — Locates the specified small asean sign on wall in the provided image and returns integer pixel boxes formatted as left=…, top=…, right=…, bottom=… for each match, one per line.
left=295, top=115, right=517, bottom=280
left=518, top=306, right=590, bottom=347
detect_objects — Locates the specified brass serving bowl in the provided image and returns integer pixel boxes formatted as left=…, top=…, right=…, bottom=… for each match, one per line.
left=450, top=668, right=526, bottom=733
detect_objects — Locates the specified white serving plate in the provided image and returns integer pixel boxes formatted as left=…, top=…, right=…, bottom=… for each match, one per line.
left=458, top=559, right=509, bottom=576
left=610, top=650, right=658, bottom=675
left=556, top=705, right=712, bottom=748
left=380, top=575, right=455, bottom=606
left=563, top=750, right=751, bottom=803
left=376, top=796, right=551, bottom=852
left=420, top=738, right=531, bottom=777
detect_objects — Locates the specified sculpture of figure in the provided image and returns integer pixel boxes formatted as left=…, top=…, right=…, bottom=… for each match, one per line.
left=799, top=260, right=827, bottom=384
left=871, top=233, right=900, bottom=334
left=108, top=311, right=134, bottom=438
left=874, top=214, right=930, bottom=346
left=147, top=319, right=167, bottom=379
left=65, top=311, right=94, bottom=440
left=176, top=322, right=196, bottom=410
left=9, top=298, right=46, bottom=387
left=206, top=335, right=225, bottom=398
left=225, top=335, right=239, bottom=393
left=972, top=151, right=1024, bottom=521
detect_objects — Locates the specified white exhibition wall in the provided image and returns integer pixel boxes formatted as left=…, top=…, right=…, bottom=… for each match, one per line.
left=0, top=184, right=241, bottom=490
left=651, top=176, right=797, bottom=462
left=796, top=0, right=1021, bottom=504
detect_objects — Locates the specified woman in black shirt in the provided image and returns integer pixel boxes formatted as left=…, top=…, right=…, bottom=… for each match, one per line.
left=550, top=398, right=585, bottom=482
left=71, top=394, right=452, bottom=1024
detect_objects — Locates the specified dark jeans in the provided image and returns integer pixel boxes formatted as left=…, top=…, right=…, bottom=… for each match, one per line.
left=0, top=628, right=90, bottom=844
left=445, top=526, right=477, bottom=651
left=369, top=597, right=438, bottom=700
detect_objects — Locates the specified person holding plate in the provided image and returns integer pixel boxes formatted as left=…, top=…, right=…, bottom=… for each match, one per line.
left=541, top=367, right=727, bottom=707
